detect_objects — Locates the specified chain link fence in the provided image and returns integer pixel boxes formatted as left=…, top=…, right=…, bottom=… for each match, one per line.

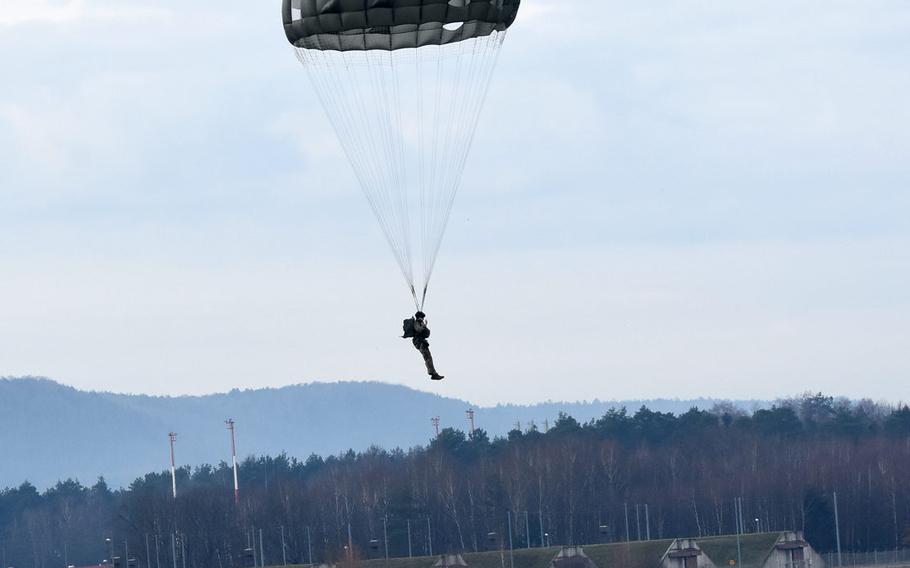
left=822, top=549, right=910, bottom=568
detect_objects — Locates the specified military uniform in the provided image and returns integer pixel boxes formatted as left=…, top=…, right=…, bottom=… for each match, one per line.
left=412, top=318, right=442, bottom=379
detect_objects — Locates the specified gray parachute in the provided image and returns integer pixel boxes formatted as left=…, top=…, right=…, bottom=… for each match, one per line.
left=283, top=0, right=520, bottom=309
left=282, top=0, right=519, bottom=51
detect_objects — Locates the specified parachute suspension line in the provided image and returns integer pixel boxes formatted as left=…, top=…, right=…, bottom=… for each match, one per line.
left=294, top=29, right=508, bottom=308
left=420, top=44, right=446, bottom=295
left=416, top=46, right=427, bottom=306
left=388, top=48, right=410, bottom=283
left=429, top=36, right=478, bottom=275
left=421, top=31, right=507, bottom=290
left=366, top=48, right=413, bottom=283
left=424, top=38, right=468, bottom=289
left=353, top=49, right=414, bottom=285
left=297, top=47, right=416, bottom=291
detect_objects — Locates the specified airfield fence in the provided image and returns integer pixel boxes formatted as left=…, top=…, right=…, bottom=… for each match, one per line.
left=822, top=549, right=910, bottom=568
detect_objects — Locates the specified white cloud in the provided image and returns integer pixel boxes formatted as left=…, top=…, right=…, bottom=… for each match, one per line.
left=1, top=0, right=908, bottom=404
left=0, top=0, right=170, bottom=26
left=1, top=237, right=908, bottom=405
left=0, top=71, right=177, bottom=201
left=0, top=0, right=84, bottom=26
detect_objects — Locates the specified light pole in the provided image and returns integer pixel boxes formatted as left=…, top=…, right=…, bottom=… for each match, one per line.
left=169, top=433, right=178, bottom=499
left=226, top=419, right=240, bottom=505
left=407, top=519, right=413, bottom=558
left=735, top=497, right=743, bottom=568
left=539, top=510, right=544, bottom=549
left=645, top=504, right=651, bottom=541
left=106, top=538, right=114, bottom=567
left=526, top=512, right=531, bottom=549
left=834, top=491, right=843, bottom=567
left=624, top=503, right=630, bottom=542
left=383, top=515, right=390, bottom=568
left=306, top=526, right=313, bottom=566
left=507, top=511, right=514, bottom=568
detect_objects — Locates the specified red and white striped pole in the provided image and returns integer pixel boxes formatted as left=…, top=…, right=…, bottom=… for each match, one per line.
left=226, top=419, right=239, bottom=505
left=168, top=432, right=178, bottom=499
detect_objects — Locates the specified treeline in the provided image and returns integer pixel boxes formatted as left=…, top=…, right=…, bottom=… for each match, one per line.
left=2, top=394, right=910, bottom=568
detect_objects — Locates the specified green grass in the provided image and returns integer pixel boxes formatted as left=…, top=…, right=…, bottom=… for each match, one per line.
left=276, top=533, right=782, bottom=568
left=585, top=539, right=676, bottom=568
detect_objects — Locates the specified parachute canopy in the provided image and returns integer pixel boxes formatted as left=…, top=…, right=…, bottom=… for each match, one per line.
left=283, top=0, right=520, bottom=309
left=282, top=0, right=520, bottom=51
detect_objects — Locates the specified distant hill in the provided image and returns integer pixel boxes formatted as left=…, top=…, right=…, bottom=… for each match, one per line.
left=0, top=377, right=764, bottom=489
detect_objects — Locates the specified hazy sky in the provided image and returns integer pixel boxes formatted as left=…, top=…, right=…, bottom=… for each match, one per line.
left=1, top=0, right=908, bottom=406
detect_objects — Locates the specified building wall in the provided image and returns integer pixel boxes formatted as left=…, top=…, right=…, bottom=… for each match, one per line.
left=661, top=539, right=718, bottom=568
left=762, top=532, right=825, bottom=568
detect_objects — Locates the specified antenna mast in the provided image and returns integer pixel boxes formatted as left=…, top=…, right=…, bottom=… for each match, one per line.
left=466, top=409, right=475, bottom=434
left=226, top=419, right=239, bottom=505
left=431, top=417, right=440, bottom=437
left=168, top=432, right=178, bottom=499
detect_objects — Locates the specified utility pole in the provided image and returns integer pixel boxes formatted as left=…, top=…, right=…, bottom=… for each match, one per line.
left=259, top=528, right=265, bottom=568
left=383, top=516, right=390, bottom=568
left=525, top=511, right=531, bottom=549
left=635, top=505, right=641, bottom=541
left=169, top=432, right=178, bottom=499
left=466, top=409, right=475, bottom=434
left=834, top=491, right=842, bottom=567
left=226, top=419, right=239, bottom=505
left=306, top=526, right=313, bottom=566
left=538, top=510, right=544, bottom=549
left=507, top=511, right=514, bottom=568
left=432, top=417, right=440, bottom=437
left=250, top=528, right=257, bottom=567
left=735, top=497, right=743, bottom=568
left=407, top=519, right=413, bottom=558
left=645, top=504, right=651, bottom=540
left=624, top=503, right=630, bottom=542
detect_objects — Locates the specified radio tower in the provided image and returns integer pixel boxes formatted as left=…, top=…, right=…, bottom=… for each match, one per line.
left=226, top=419, right=239, bottom=505
left=168, top=432, right=178, bottom=499
left=431, top=417, right=440, bottom=437
left=466, top=409, right=475, bottom=434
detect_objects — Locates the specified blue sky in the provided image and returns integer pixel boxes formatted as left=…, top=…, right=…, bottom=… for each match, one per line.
left=1, top=0, right=908, bottom=405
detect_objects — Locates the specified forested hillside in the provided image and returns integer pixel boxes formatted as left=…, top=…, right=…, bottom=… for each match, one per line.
left=2, top=394, right=909, bottom=568
left=0, top=377, right=760, bottom=488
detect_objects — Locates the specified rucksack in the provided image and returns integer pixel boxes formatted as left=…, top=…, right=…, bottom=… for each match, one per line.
left=402, top=318, right=430, bottom=339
